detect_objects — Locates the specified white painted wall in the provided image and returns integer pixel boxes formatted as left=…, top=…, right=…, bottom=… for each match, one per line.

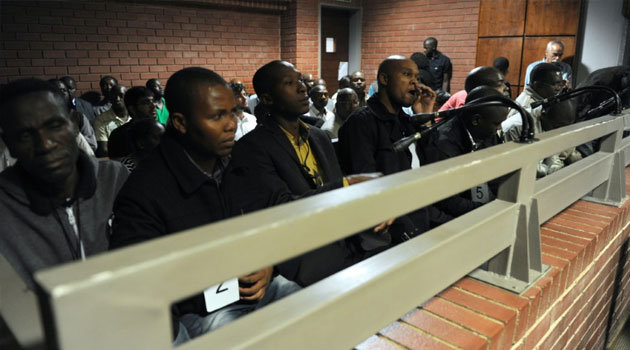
left=576, top=0, right=629, bottom=84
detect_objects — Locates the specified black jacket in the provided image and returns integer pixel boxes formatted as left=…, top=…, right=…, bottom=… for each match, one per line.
left=230, top=116, right=360, bottom=286
left=337, top=95, right=430, bottom=239
left=419, top=117, right=501, bottom=218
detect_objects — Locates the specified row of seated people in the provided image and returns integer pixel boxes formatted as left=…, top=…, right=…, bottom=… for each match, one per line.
left=0, top=56, right=628, bottom=345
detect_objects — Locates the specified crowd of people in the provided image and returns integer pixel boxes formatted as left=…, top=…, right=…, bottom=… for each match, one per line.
left=1, top=36, right=629, bottom=345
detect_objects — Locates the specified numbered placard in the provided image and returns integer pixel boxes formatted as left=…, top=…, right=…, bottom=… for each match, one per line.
left=471, top=183, right=490, bottom=204
left=203, top=278, right=239, bottom=313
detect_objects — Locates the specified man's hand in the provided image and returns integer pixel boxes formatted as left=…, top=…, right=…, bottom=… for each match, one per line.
left=373, top=218, right=395, bottom=233
left=239, top=266, right=273, bottom=301
left=412, top=84, right=437, bottom=114
left=346, top=172, right=383, bottom=185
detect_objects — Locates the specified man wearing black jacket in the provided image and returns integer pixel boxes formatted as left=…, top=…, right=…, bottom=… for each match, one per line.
left=419, top=86, right=507, bottom=219
left=110, top=67, right=299, bottom=344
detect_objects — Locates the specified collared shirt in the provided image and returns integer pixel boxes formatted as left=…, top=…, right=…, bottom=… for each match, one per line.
left=156, top=97, right=169, bottom=125
left=278, top=120, right=323, bottom=187
left=439, top=90, right=467, bottom=111
left=321, top=113, right=345, bottom=139
left=308, top=104, right=334, bottom=122
left=94, top=108, right=130, bottom=142
left=427, top=51, right=452, bottom=90
left=235, top=112, right=257, bottom=141
left=524, top=59, right=573, bottom=86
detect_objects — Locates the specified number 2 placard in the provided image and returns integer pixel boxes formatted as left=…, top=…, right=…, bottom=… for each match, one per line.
left=203, top=278, right=239, bottom=312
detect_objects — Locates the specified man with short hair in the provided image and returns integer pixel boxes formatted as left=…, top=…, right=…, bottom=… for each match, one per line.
left=60, top=75, right=98, bottom=124
left=107, top=86, right=157, bottom=158
left=350, top=71, right=368, bottom=106
left=308, top=84, right=334, bottom=122
left=0, top=78, right=128, bottom=288
left=424, top=37, right=453, bottom=93
left=492, top=57, right=512, bottom=98
left=110, top=67, right=299, bottom=344
left=93, top=84, right=129, bottom=157
left=228, top=81, right=257, bottom=140
left=439, top=66, right=508, bottom=111
left=503, top=63, right=566, bottom=177
left=524, top=40, right=572, bottom=87
left=321, top=88, right=359, bottom=139
left=94, top=75, right=118, bottom=115
left=49, top=79, right=97, bottom=155
left=301, top=73, right=316, bottom=93
left=146, top=78, right=169, bottom=124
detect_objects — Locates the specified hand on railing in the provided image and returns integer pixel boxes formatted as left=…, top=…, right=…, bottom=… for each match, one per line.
left=239, top=266, right=274, bottom=301
left=345, top=172, right=384, bottom=185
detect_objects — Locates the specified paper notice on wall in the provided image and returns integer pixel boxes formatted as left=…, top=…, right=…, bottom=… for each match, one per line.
left=338, top=61, right=348, bottom=80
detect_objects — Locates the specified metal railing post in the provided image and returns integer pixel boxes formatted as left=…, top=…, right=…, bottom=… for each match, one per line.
left=584, top=124, right=627, bottom=206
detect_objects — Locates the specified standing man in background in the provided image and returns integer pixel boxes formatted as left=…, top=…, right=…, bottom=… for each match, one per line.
left=423, top=37, right=452, bottom=94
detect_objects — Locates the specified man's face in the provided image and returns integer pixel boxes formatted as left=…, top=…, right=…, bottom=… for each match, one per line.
left=489, top=72, right=509, bottom=96
left=310, top=85, right=329, bottom=109
left=350, top=72, right=366, bottom=95
left=51, top=81, right=71, bottom=107
left=184, top=84, right=237, bottom=158
left=148, top=80, right=164, bottom=98
left=335, top=89, right=359, bottom=120
left=100, top=78, right=116, bottom=98
left=471, top=107, right=508, bottom=140
left=301, top=74, right=315, bottom=90
left=236, top=88, right=248, bottom=109
left=63, top=78, right=77, bottom=97
left=132, top=95, right=157, bottom=120
left=423, top=40, right=437, bottom=57
left=383, top=59, right=421, bottom=108
left=109, top=85, right=126, bottom=108
left=270, top=64, right=310, bottom=117
left=2, top=91, right=79, bottom=185
left=535, top=71, right=563, bottom=98
left=545, top=44, right=564, bottom=63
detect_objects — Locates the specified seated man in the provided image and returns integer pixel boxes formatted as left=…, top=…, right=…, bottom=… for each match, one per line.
left=228, top=81, right=257, bottom=141
left=439, top=66, right=508, bottom=111
left=146, top=78, right=169, bottom=124
left=419, top=86, right=508, bottom=219
left=93, top=84, right=129, bottom=157
left=308, top=84, right=334, bottom=122
left=338, top=55, right=437, bottom=244
left=321, top=87, right=359, bottom=139
left=61, top=75, right=98, bottom=124
left=524, top=40, right=572, bottom=88
left=502, top=63, right=565, bottom=177
left=231, top=60, right=388, bottom=284
left=107, top=86, right=157, bottom=158
left=118, top=118, right=165, bottom=172
left=0, top=78, right=128, bottom=288
left=109, top=67, right=299, bottom=343
left=93, top=75, right=118, bottom=115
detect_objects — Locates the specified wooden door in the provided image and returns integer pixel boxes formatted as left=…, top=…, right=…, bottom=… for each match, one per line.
left=321, top=7, right=350, bottom=95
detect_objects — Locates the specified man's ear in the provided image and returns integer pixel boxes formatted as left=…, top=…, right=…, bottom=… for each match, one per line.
left=378, top=72, right=388, bottom=87
left=171, top=112, right=187, bottom=135
left=259, top=92, right=273, bottom=106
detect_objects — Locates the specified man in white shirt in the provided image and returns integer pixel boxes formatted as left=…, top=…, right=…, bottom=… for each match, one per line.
left=308, top=84, right=334, bottom=122
left=229, top=81, right=257, bottom=140
left=524, top=40, right=573, bottom=88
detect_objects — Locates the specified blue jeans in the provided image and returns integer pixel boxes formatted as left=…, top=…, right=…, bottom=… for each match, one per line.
left=173, top=276, right=300, bottom=346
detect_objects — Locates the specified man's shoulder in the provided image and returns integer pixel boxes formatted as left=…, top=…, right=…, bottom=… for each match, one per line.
left=94, top=109, right=116, bottom=124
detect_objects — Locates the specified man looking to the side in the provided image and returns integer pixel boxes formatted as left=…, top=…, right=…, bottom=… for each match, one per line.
left=93, top=84, right=129, bottom=157
left=321, top=87, right=359, bottom=139
left=424, top=37, right=452, bottom=94
left=146, top=78, right=169, bottom=124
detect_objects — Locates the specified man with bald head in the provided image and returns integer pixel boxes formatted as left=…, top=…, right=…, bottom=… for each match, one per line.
left=301, top=73, right=316, bottom=93
left=350, top=71, right=368, bottom=107
left=338, top=56, right=437, bottom=245
left=525, top=40, right=572, bottom=88
left=439, top=66, right=508, bottom=111
left=321, top=88, right=359, bottom=139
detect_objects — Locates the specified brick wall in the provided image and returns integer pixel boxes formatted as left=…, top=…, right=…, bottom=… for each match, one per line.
left=361, top=0, right=480, bottom=92
left=0, top=1, right=280, bottom=95
left=356, top=169, right=630, bottom=350
left=281, top=0, right=320, bottom=78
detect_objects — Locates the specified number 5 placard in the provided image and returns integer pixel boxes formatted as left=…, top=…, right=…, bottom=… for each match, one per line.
left=203, top=278, right=239, bottom=313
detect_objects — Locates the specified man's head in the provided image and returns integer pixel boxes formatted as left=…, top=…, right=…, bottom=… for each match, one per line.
left=377, top=55, right=421, bottom=109
left=410, top=52, right=430, bottom=70
left=145, top=78, right=164, bottom=99
left=301, top=73, right=315, bottom=91
left=129, top=118, right=165, bottom=154
left=309, top=84, right=329, bottom=111
left=335, top=88, right=359, bottom=121
left=493, top=57, right=509, bottom=76
left=463, top=86, right=508, bottom=141
left=48, top=79, right=71, bottom=108
left=544, top=40, right=565, bottom=63
left=60, top=76, right=77, bottom=98
left=530, top=63, right=563, bottom=98
left=108, top=85, right=127, bottom=111
left=465, top=66, right=508, bottom=96
left=253, top=60, right=310, bottom=120
left=350, top=71, right=366, bottom=96
left=338, top=75, right=352, bottom=90
left=99, top=75, right=118, bottom=100
left=315, top=78, right=326, bottom=87
left=165, top=67, right=237, bottom=159
left=124, top=86, right=156, bottom=120
left=423, top=37, right=438, bottom=58
left=541, top=99, right=576, bottom=131
left=228, top=81, right=248, bottom=110
left=0, top=78, right=79, bottom=186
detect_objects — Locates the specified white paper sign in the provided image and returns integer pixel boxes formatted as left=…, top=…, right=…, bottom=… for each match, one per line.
left=471, top=183, right=490, bottom=204
left=338, top=61, right=348, bottom=80
left=203, top=278, right=239, bottom=313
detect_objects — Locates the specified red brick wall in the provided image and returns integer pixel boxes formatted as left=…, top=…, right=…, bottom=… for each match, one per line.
left=361, top=0, right=480, bottom=92
left=281, top=0, right=320, bottom=77
left=0, top=1, right=280, bottom=95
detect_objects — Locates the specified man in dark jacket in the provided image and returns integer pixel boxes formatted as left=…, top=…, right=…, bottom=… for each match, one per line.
left=0, top=78, right=128, bottom=289
left=338, top=56, right=437, bottom=241
left=419, top=86, right=508, bottom=219
left=110, top=67, right=299, bottom=344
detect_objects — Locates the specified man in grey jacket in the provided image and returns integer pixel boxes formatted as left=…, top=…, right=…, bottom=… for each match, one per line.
left=0, top=78, right=128, bottom=288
